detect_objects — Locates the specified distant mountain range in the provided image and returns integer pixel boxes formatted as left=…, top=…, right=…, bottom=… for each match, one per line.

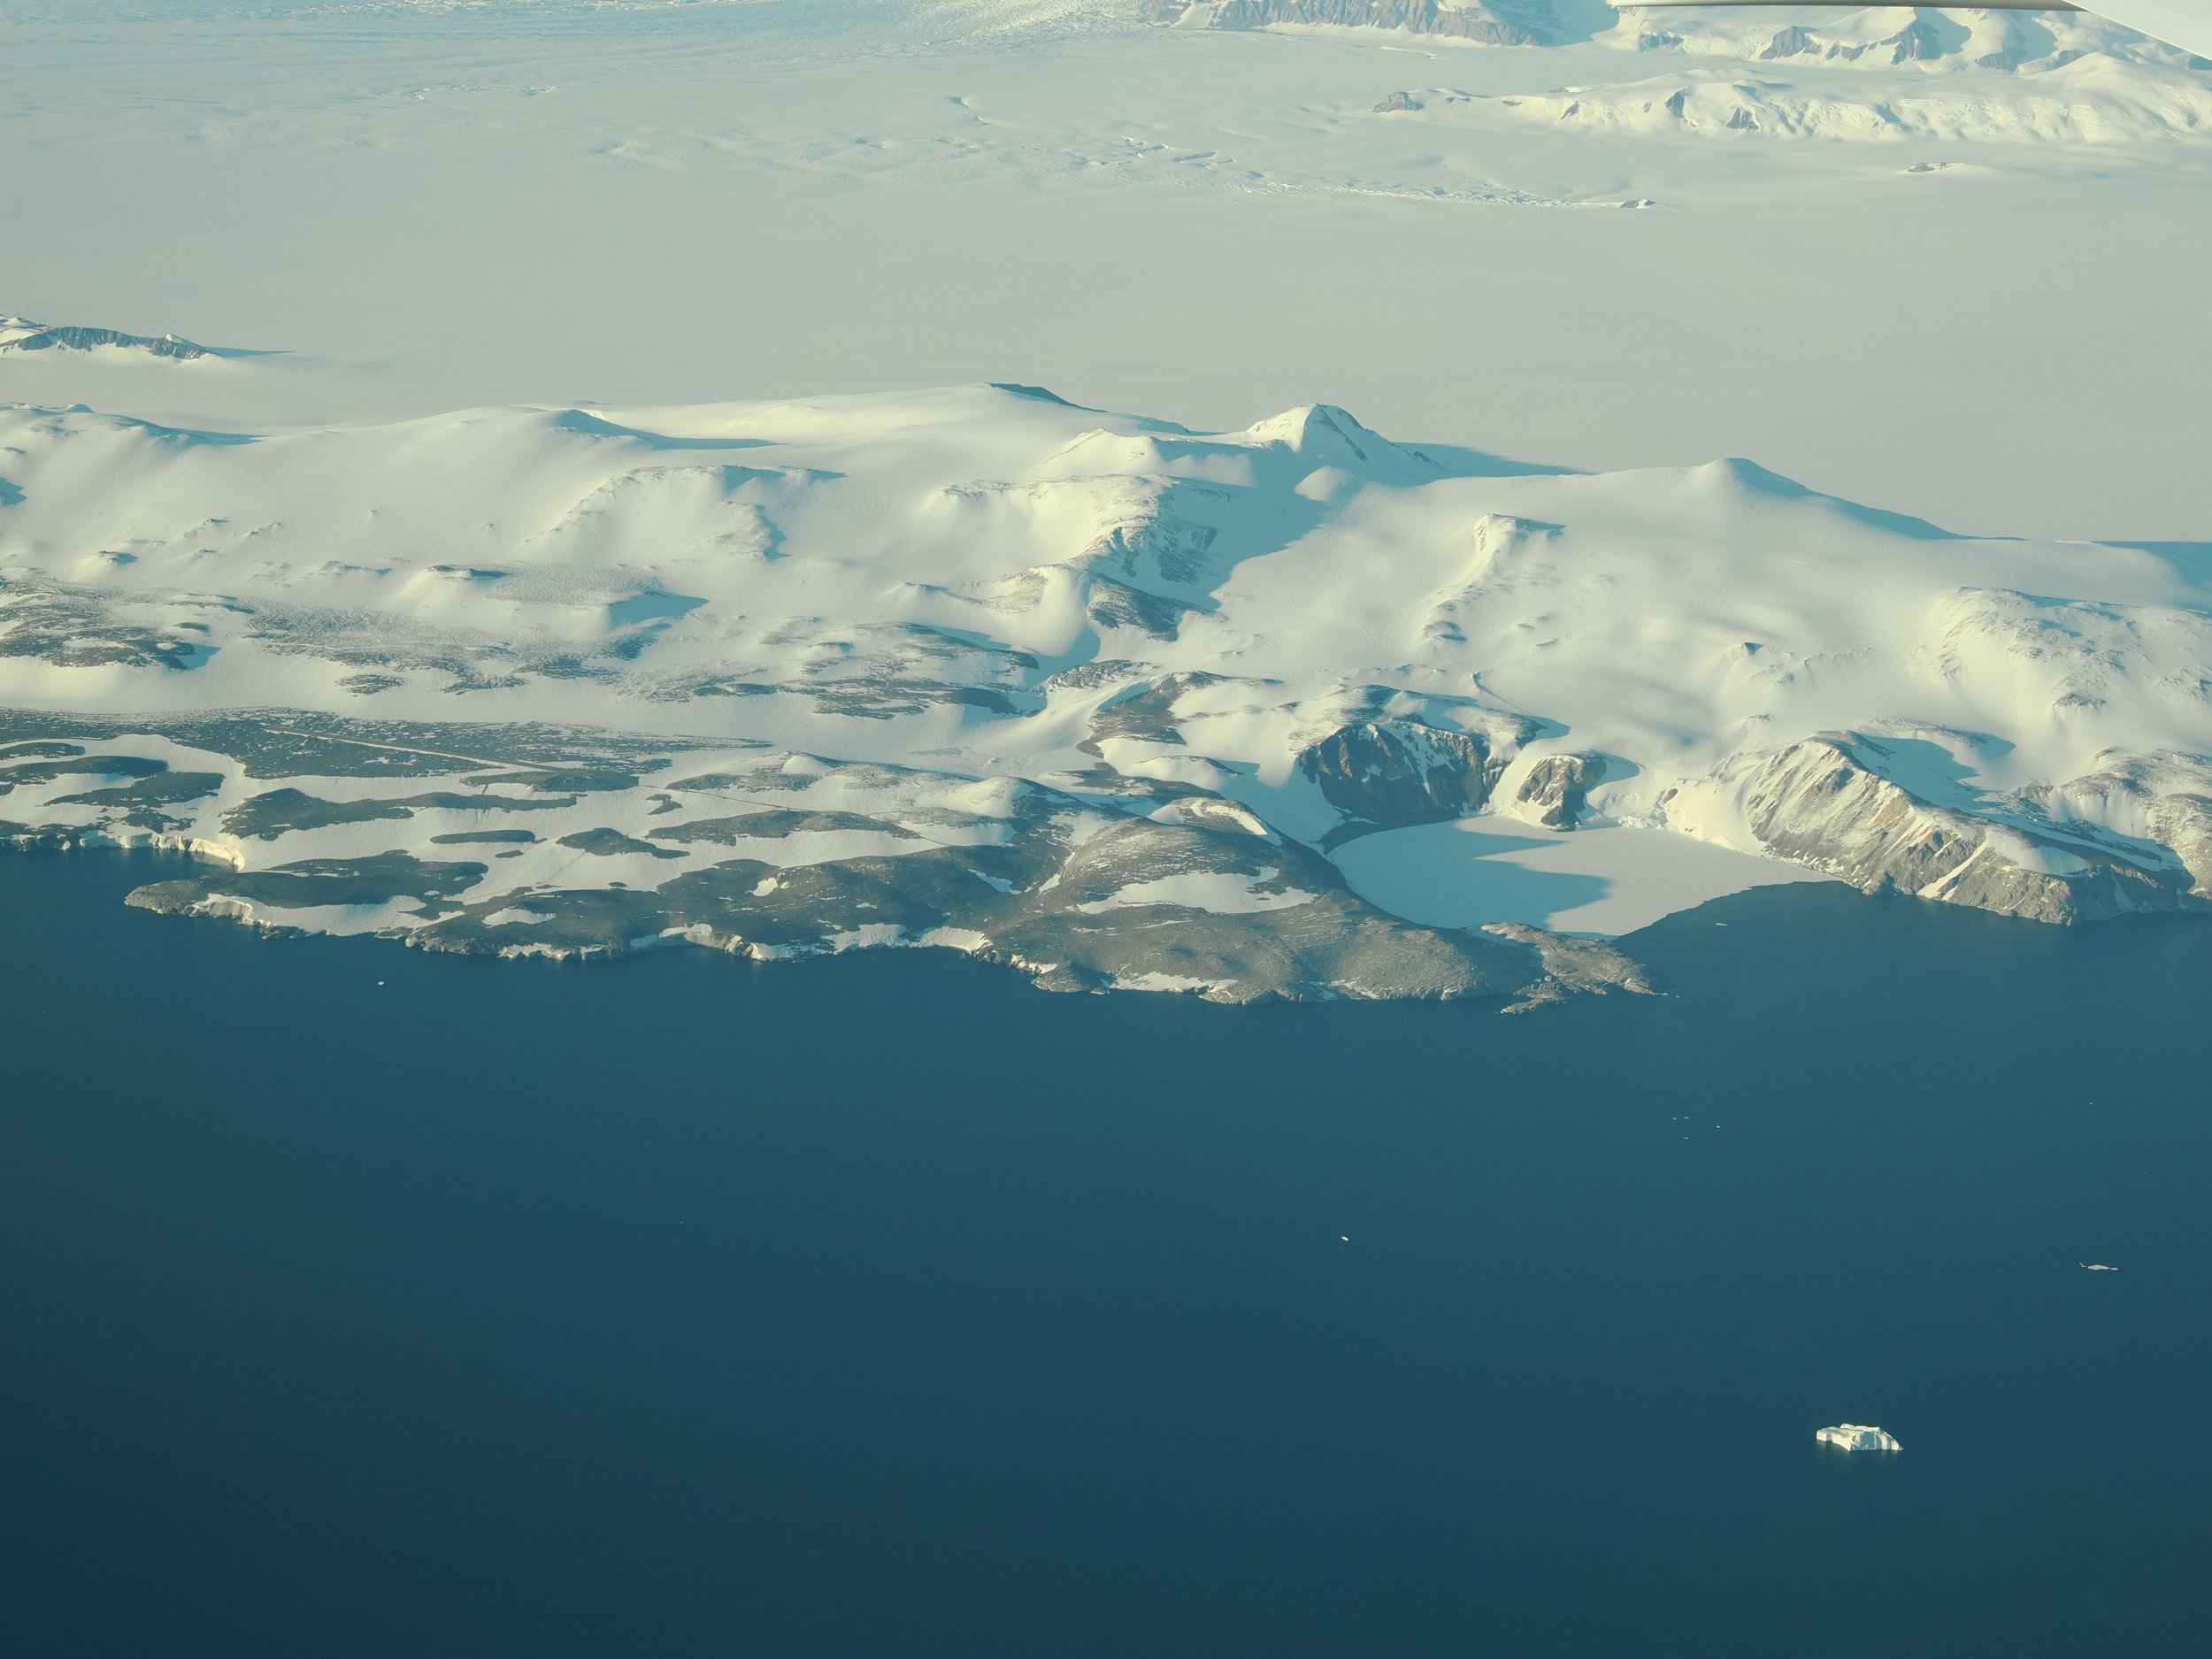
left=1152, top=0, right=2206, bottom=69
left=2, top=317, right=211, bottom=360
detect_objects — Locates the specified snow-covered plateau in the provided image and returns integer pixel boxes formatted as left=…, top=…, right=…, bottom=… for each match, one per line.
left=3, top=380, right=2207, bottom=1000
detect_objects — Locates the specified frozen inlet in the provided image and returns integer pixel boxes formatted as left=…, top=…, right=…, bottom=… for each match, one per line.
left=1816, top=1424, right=1901, bottom=1453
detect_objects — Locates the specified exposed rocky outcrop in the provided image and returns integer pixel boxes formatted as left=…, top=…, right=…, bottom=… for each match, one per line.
left=1513, top=753, right=1607, bottom=829
left=2055, top=752, right=2212, bottom=902
left=1758, top=27, right=1816, bottom=62
left=1700, top=736, right=2203, bottom=924
left=9, top=710, right=1624, bottom=1009
left=1481, top=922, right=1652, bottom=1011
left=1297, top=716, right=1519, bottom=846
left=1079, top=672, right=1228, bottom=756
left=0, top=317, right=209, bottom=358
left=129, top=849, right=488, bottom=918
left=2146, top=795, right=2212, bottom=900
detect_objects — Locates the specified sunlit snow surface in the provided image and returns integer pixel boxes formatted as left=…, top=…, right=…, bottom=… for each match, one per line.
left=2, top=1, right=2208, bottom=995
left=6, top=1, right=2210, bottom=529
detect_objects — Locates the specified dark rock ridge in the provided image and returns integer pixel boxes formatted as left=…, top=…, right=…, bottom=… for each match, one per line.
left=1708, top=735, right=2210, bottom=925
left=1515, top=753, right=1608, bottom=830
left=0, top=319, right=208, bottom=359
left=3, top=709, right=1641, bottom=1010
left=1298, top=715, right=1525, bottom=847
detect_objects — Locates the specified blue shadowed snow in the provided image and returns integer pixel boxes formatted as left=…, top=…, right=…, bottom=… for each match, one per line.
left=607, top=589, right=706, bottom=629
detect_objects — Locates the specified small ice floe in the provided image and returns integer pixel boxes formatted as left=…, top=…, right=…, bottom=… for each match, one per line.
left=1816, top=1424, right=1901, bottom=1453
left=2080, top=1263, right=2119, bottom=1272
left=1340, top=1235, right=1350, bottom=1242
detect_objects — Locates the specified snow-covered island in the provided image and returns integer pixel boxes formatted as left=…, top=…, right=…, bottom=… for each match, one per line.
left=2, top=380, right=2209, bottom=1003
left=1817, top=1425, right=1903, bottom=1454
left=4, top=0, right=2210, bottom=1006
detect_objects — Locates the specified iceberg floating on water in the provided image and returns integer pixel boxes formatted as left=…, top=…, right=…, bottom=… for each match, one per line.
left=1816, top=1424, right=1901, bottom=1453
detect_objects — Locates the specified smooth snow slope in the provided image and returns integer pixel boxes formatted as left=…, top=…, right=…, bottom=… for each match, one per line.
left=2, top=3, right=2207, bottom=536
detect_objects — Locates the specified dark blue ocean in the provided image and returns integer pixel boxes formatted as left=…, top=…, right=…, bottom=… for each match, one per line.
left=3, top=849, right=2208, bottom=1656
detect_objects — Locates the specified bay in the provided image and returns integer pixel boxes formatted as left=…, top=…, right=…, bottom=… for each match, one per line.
left=2, top=849, right=2208, bottom=1655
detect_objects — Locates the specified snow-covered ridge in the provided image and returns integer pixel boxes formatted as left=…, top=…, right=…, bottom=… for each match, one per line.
left=1158, top=1, right=2206, bottom=69
left=2, top=381, right=2208, bottom=995
left=1611, top=5, right=2208, bottom=72
left=1179, top=4, right=2212, bottom=142
left=1, top=317, right=214, bottom=361
left=1374, top=48, right=2212, bottom=139
left=1480, top=75, right=2208, bottom=142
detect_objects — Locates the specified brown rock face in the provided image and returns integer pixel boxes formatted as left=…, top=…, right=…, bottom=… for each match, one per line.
left=1729, top=738, right=2200, bottom=925
left=1515, top=754, right=1609, bottom=830
left=1296, top=718, right=1513, bottom=845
